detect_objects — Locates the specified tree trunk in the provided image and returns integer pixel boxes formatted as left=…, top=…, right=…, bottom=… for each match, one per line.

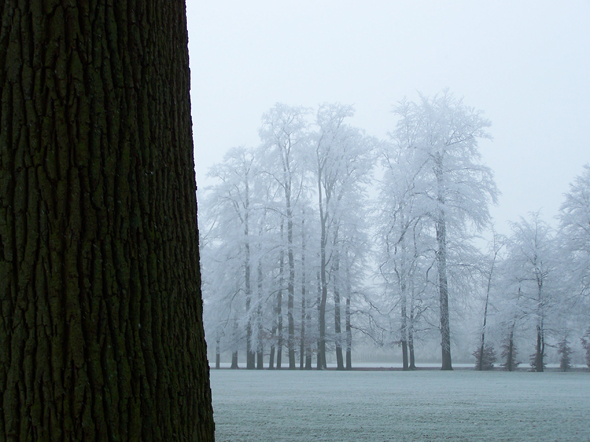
left=300, top=219, right=307, bottom=369
left=535, top=323, right=545, bottom=372
left=276, top=225, right=284, bottom=369
left=401, top=301, right=409, bottom=371
left=257, top=261, right=265, bottom=370
left=437, top=215, right=452, bottom=370
left=334, top=251, right=344, bottom=370
left=287, top=207, right=296, bottom=369
left=231, top=319, right=240, bottom=369
left=409, top=303, right=417, bottom=370
left=244, top=177, right=255, bottom=370
left=346, top=295, right=352, bottom=370
left=316, top=270, right=324, bottom=370
left=0, top=3, right=215, bottom=440
left=435, top=157, right=453, bottom=371
left=506, top=328, right=515, bottom=372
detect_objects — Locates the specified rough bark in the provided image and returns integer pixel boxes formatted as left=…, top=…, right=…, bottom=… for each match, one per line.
left=0, top=1, right=214, bottom=441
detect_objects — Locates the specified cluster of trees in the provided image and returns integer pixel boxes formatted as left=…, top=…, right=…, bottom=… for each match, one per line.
left=472, top=167, right=590, bottom=372
left=200, top=103, right=374, bottom=370
left=199, top=92, right=590, bottom=372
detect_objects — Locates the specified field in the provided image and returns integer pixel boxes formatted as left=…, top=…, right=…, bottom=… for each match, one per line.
left=210, top=368, right=590, bottom=442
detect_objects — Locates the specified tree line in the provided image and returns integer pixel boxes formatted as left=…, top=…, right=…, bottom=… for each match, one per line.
left=199, top=92, right=590, bottom=372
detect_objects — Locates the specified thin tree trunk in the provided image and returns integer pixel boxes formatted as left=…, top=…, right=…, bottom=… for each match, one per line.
left=257, top=259, right=265, bottom=369
left=435, top=157, right=452, bottom=371
left=287, top=209, right=296, bottom=369
left=0, top=2, right=214, bottom=440
left=316, top=270, right=323, bottom=370
left=346, top=295, right=352, bottom=370
left=409, top=298, right=417, bottom=370
left=277, top=222, right=285, bottom=369
left=400, top=229, right=409, bottom=370
left=535, top=281, right=545, bottom=372
left=334, top=250, right=344, bottom=370
left=300, top=217, right=307, bottom=369
left=437, top=215, right=452, bottom=370
left=318, top=165, right=329, bottom=370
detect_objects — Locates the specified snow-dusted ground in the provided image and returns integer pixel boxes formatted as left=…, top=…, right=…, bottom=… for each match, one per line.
left=210, top=369, right=590, bottom=442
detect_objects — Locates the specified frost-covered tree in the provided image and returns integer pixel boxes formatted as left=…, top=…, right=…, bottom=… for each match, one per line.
left=473, top=344, right=497, bottom=370
left=311, top=103, right=375, bottom=369
left=375, top=132, right=437, bottom=370
left=200, top=147, right=260, bottom=368
left=259, top=104, right=310, bottom=369
left=558, top=165, right=590, bottom=326
left=504, top=213, right=556, bottom=372
left=475, top=230, right=506, bottom=370
left=387, top=91, right=498, bottom=370
left=557, top=337, right=573, bottom=372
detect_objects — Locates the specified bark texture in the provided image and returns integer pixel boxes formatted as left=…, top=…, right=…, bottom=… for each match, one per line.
left=0, top=1, right=214, bottom=440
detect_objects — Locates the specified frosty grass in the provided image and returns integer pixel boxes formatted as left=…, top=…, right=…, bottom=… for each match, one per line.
left=210, top=368, right=590, bottom=442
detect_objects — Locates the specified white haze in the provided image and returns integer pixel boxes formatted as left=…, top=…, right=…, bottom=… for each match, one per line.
left=187, top=0, right=590, bottom=232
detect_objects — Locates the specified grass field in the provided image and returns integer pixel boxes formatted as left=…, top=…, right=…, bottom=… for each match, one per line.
left=210, top=368, right=590, bottom=442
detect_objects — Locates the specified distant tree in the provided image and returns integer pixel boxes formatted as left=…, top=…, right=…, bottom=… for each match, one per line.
left=0, top=2, right=214, bottom=439
left=558, top=165, right=590, bottom=343
left=557, top=337, right=573, bottom=371
left=375, top=132, right=437, bottom=370
left=507, top=213, right=556, bottom=372
left=389, top=91, right=498, bottom=370
left=202, top=147, right=257, bottom=368
left=259, top=104, right=309, bottom=369
left=501, top=329, right=520, bottom=371
left=311, top=103, right=374, bottom=369
left=476, top=230, right=505, bottom=370
left=473, top=344, right=497, bottom=370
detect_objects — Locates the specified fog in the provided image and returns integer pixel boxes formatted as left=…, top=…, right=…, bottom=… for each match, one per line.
left=187, top=0, right=589, bottom=232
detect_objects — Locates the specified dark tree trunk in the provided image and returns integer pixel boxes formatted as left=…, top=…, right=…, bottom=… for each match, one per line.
left=401, top=298, right=409, bottom=371
left=505, top=329, right=515, bottom=371
left=268, top=342, right=276, bottom=369
left=0, top=2, right=215, bottom=440
left=535, top=324, right=545, bottom=372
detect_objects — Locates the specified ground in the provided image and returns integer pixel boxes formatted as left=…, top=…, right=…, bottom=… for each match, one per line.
left=210, top=368, right=590, bottom=442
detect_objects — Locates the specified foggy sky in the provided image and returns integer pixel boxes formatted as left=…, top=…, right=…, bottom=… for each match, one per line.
left=186, top=0, right=590, bottom=233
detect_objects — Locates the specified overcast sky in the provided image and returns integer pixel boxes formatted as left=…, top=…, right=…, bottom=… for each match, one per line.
left=186, top=0, right=589, bottom=233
